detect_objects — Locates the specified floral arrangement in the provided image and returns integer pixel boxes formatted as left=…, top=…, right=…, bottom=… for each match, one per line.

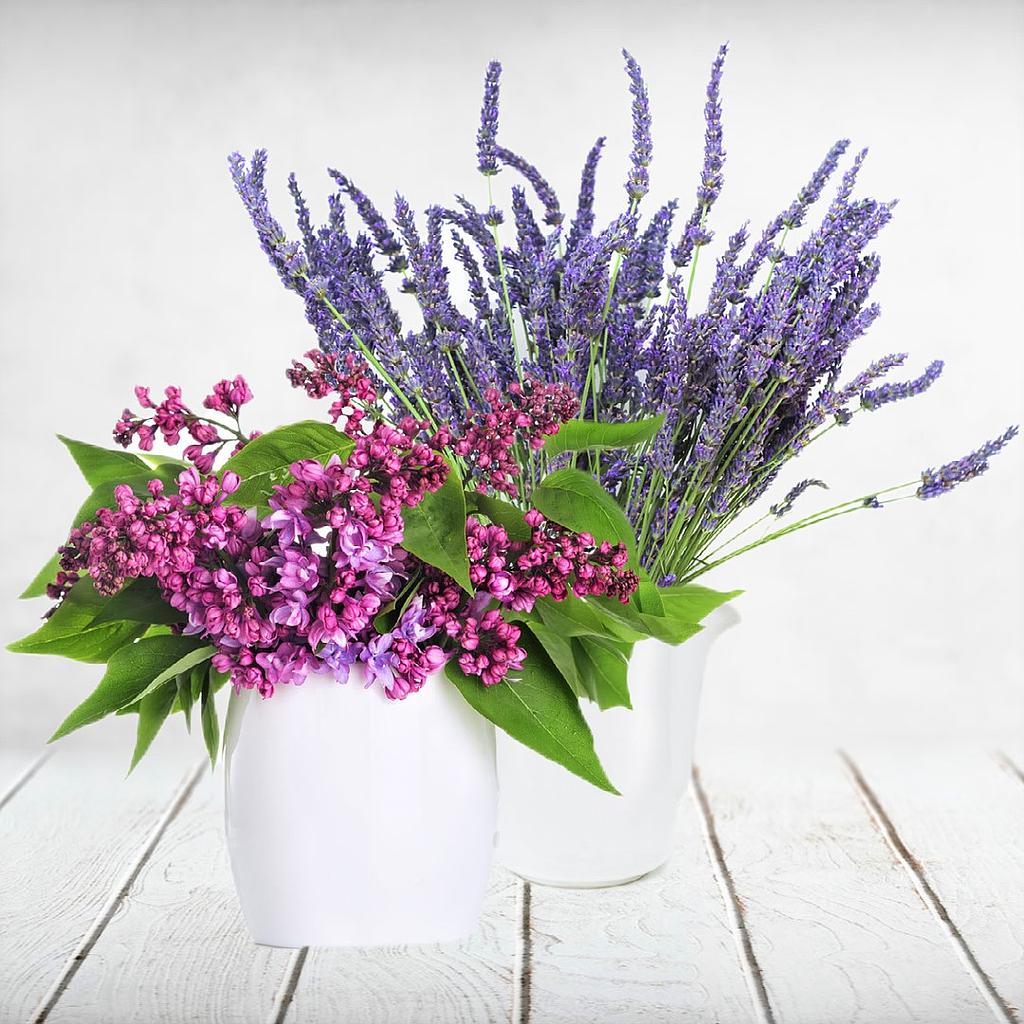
left=11, top=45, right=1015, bottom=786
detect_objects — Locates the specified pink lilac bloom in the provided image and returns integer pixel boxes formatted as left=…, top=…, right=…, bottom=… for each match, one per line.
left=114, top=377, right=256, bottom=472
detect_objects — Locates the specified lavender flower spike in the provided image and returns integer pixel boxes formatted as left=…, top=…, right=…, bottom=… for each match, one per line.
left=861, top=359, right=944, bottom=410
left=477, top=60, right=502, bottom=175
left=567, top=137, right=606, bottom=252
left=622, top=49, right=653, bottom=202
left=328, top=169, right=406, bottom=270
left=671, top=43, right=729, bottom=268
left=495, top=146, right=563, bottom=225
left=770, top=479, right=828, bottom=517
left=917, top=426, right=1019, bottom=500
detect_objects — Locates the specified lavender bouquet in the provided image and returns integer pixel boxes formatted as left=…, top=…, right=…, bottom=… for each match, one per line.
left=228, top=43, right=1016, bottom=678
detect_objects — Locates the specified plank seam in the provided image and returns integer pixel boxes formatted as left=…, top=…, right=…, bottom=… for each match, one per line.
left=0, top=749, right=53, bottom=813
left=993, top=751, right=1024, bottom=788
left=691, top=765, right=776, bottom=1024
left=511, top=878, right=532, bottom=1024
left=269, top=946, right=309, bottom=1024
left=839, top=750, right=1020, bottom=1024
left=29, top=759, right=206, bottom=1024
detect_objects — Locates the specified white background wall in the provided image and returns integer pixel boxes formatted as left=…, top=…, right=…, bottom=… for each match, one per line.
left=1, top=0, right=1021, bottom=753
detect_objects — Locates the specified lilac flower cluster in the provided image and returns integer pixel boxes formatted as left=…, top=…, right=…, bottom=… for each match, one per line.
left=115, top=377, right=258, bottom=472
left=230, top=45, right=1016, bottom=583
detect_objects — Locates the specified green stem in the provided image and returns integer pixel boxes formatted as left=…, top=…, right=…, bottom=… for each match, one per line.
left=487, top=176, right=523, bottom=382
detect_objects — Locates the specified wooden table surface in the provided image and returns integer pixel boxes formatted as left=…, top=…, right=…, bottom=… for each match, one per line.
left=1, top=738, right=1021, bottom=1024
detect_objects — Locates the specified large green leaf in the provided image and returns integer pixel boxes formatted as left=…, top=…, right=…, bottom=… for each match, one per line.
left=90, top=576, right=185, bottom=627
left=534, top=593, right=642, bottom=642
left=400, top=457, right=472, bottom=592
left=57, top=435, right=151, bottom=487
left=49, top=634, right=212, bottom=741
left=525, top=619, right=589, bottom=700
left=129, top=682, right=178, bottom=772
left=201, top=675, right=220, bottom=768
left=131, top=644, right=216, bottom=705
left=20, top=466, right=182, bottom=599
left=658, top=583, right=742, bottom=623
left=220, top=420, right=355, bottom=509
left=542, top=416, right=665, bottom=459
left=446, top=632, right=618, bottom=793
left=532, top=468, right=637, bottom=560
left=468, top=492, right=532, bottom=541
left=591, top=594, right=703, bottom=645
left=8, top=581, right=144, bottom=663
left=572, top=635, right=632, bottom=710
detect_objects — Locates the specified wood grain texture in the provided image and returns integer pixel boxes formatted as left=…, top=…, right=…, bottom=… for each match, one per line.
left=845, top=748, right=1024, bottom=1020
left=0, top=741, right=199, bottom=1024
left=698, top=747, right=1000, bottom=1024
left=285, top=870, right=520, bottom=1024
left=526, top=796, right=761, bottom=1024
left=44, top=773, right=296, bottom=1024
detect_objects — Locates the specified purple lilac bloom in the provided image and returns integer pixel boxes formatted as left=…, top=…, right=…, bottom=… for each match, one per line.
left=917, top=426, right=1019, bottom=500
left=477, top=61, right=502, bottom=175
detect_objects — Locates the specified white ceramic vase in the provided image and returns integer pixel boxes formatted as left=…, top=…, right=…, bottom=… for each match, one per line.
left=223, top=667, right=497, bottom=947
left=495, top=605, right=739, bottom=887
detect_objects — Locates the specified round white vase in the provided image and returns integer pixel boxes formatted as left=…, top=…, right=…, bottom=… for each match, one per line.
left=495, top=605, right=739, bottom=888
left=223, top=667, right=497, bottom=947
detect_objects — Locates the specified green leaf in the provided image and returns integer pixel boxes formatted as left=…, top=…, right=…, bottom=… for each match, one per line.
left=525, top=619, right=590, bottom=700
left=446, top=632, right=618, bottom=793
left=533, top=468, right=637, bottom=561
left=542, top=416, right=665, bottom=459
left=57, top=435, right=151, bottom=487
left=221, top=420, right=355, bottom=508
left=658, top=584, right=742, bottom=623
left=572, top=635, right=632, bottom=710
left=132, top=644, right=215, bottom=705
left=634, top=580, right=665, bottom=617
left=176, top=672, right=194, bottom=732
left=129, top=682, right=177, bottom=772
left=201, top=676, right=220, bottom=768
left=400, top=457, right=472, bottom=592
left=49, top=635, right=211, bottom=742
left=591, top=594, right=703, bottom=645
left=469, top=492, right=532, bottom=541
left=190, top=662, right=207, bottom=702
left=534, top=593, right=642, bottom=642
left=20, top=554, right=63, bottom=601
left=89, top=577, right=186, bottom=627
left=20, top=466, right=181, bottom=599
left=8, top=581, right=144, bottom=663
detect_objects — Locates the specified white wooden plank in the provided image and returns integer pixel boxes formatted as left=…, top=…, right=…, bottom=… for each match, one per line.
left=526, top=798, right=761, bottom=1024
left=845, top=748, right=1024, bottom=1018
left=0, top=749, right=49, bottom=811
left=0, top=736, right=199, bottom=1024
left=698, top=747, right=1000, bottom=1024
left=43, top=772, right=295, bottom=1024
left=286, top=870, right=519, bottom=1024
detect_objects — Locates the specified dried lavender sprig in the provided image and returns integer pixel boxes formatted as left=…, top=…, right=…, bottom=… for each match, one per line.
left=495, top=146, right=563, bottom=225
left=622, top=49, right=653, bottom=203
left=861, top=359, right=943, bottom=410
left=328, top=170, right=407, bottom=271
left=735, top=138, right=850, bottom=293
left=917, top=426, right=1019, bottom=499
left=567, top=137, right=606, bottom=252
left=477, top=61, right=502, bottom=175
left=769, top=478, right=828, bottom=516
left=671, top=43, right=728, bottom=270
